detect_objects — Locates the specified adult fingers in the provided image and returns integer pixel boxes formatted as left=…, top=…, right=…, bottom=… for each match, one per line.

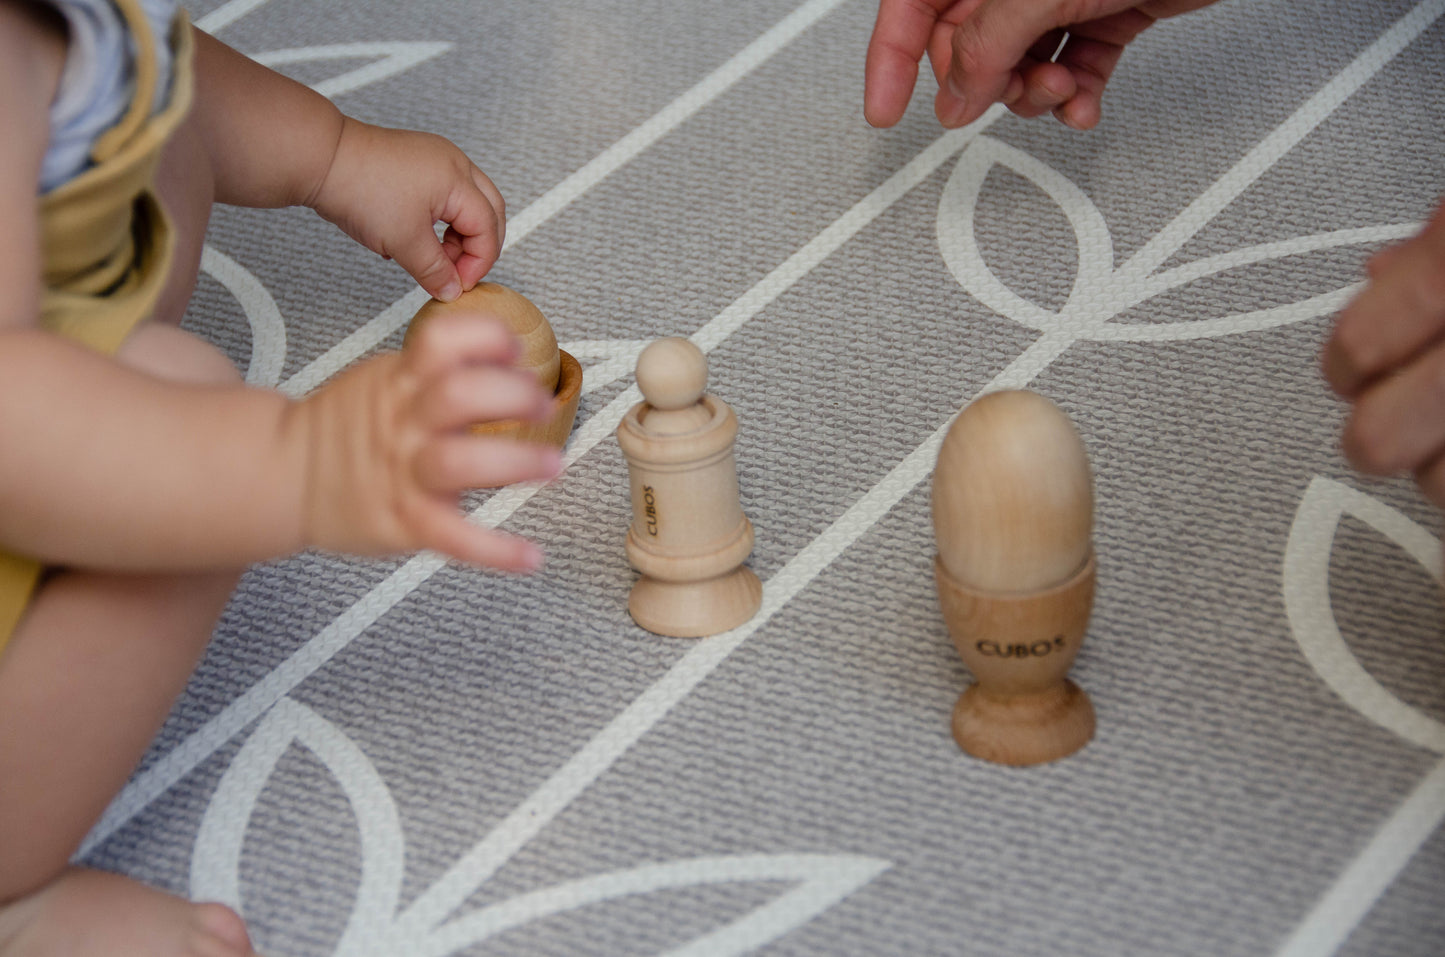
left=944, top=1, right=1156, bottom=128
left=941, top=0, right=1090, bottom=127
left=1414, top=452, right=1445, bottom=511
left=1323, top=207, right=1445, bottom=397
left=1008, top=60, right=1077, bottom=118
left=1340, top=338, right=1445, bottom=476
left=1050, top=32, right=1129, bottom=128
left=865, top=0, right=964, bottom=127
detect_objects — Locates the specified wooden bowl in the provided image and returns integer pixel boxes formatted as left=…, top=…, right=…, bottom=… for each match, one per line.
left=470, top=348, right=581, bottom=448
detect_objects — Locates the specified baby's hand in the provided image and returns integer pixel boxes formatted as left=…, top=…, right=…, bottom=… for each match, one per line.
left=309, top=119, right=506, bottom=302
left=290, top=312, right=561, bottom=572
left=1322, top=199, right=1445, bottom=509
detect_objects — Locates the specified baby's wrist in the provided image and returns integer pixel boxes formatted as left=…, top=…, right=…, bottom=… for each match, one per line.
left=300, top=108, right=355, bottom=214
left=274, top=393, right=325, bottom=556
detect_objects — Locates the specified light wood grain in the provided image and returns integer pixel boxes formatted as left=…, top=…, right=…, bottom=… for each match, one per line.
left=931, top=389, right=1097, bottom=765
left=618, top=339, right=761, bottom=637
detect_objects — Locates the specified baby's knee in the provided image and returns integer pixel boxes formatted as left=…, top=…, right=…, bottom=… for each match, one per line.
left=115, top=323, right=242, bottom=388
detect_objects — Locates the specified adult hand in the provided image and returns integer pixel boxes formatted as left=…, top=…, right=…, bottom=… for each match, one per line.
left=1323, top=199, right=1445, bottom=509
left=864, top=0, right=1217, bottom=130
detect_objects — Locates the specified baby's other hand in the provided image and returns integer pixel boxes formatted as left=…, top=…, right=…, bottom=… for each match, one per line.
left=310, top=119, right=506, bottom=302
left=293, top=312, right=561, bottom=572
left=1322, top=198, right=1445, bottom=509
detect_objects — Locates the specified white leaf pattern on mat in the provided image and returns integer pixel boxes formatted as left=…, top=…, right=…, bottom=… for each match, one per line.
left=1275, top=477, right=1444, bottom=956
left=200, top=245, right=287, bottom=388
left=1283, top=476, right=1444, bottom=751
left=937, top=136, right=1419, bottom=344
left=255, top=43, right=452, bottom=99
left=406, top=854, right=889, bottom=957
left=561, top=339, right=655, bottom=396
left=190, top=700, right=887, bottom=957
left=190, top=698, right=405, bottom=943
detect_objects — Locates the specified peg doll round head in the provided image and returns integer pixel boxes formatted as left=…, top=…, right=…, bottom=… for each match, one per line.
left=636, top=337, right=708, bottom=410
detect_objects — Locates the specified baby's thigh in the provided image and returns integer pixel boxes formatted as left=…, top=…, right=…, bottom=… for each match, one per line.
left=115, top=322, right=241, bottom=387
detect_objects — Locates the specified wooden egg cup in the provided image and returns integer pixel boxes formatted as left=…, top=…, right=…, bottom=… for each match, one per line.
left=469, top=348, right=581, bottom=449
left=935, top=551, right=1097, bottom=766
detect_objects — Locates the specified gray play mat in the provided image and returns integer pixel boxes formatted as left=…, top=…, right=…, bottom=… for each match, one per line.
left=80, top=0, right=1445, bottom=953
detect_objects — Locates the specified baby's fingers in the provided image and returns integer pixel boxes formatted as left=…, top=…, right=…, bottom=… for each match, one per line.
left=416, top=366, right=552, bottom=432
left=416, top=502, right=545, bottom=573
left=405, top=312, right=519, bottom=379
left=415, top=435, right=563, bottom=493
left=439, top=171, right=507, bottom=291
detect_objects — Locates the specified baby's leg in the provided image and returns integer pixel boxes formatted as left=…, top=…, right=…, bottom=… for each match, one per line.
left=152, top=108, right=217, bottom=329
left=0, top=92, right=275, bottom=954
left=0, top=868, right=252, bottom=955
left=0, top=326, right=258, bottom=956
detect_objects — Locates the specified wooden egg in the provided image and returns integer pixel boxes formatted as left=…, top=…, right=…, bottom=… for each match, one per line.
left=931, top=389, right=1097, bottom=766
left=932, top=389, right=1092, bottom=593
left=403, top=282, right=580, bottom=450
left=407, top=282, right=561, bottom=392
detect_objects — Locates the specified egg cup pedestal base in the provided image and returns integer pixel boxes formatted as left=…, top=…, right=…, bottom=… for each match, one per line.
left=935, top=553, right=1096, bottom=766
left=952, top=680, right=1095, bottom=766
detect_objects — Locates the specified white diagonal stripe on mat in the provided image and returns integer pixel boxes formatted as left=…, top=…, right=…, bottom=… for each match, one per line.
left=279, top=0, right=852, bottom=398
left=80, top=108, right=1001, bottom=858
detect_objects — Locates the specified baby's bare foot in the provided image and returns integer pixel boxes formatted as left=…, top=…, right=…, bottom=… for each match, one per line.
left=0, top=867, right=255, bottom=956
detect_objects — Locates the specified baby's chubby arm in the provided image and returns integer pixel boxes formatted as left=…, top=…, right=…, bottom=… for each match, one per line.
left=0, top=323, right=560, bottom=574
left=190, top=30, right=505, bottom=301
left=0, top=8, right=559, bottom=574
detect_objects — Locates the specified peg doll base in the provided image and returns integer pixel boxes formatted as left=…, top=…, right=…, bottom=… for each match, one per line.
left=628, top=565, right=762, bottom=638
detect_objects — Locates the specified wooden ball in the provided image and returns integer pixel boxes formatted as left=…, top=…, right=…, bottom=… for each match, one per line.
left=636, top=337, right=707, bottom=411
left=407, top=282, right=560, bottom=392
left=932, top=390, right=1092, bottom=594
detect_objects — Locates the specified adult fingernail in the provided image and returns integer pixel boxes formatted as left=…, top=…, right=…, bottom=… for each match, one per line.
left=438, top=280, right=461, bottom=303
left=940, top=78, right=969, bottom=127
left=939, top=94, right=969, bottom=128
